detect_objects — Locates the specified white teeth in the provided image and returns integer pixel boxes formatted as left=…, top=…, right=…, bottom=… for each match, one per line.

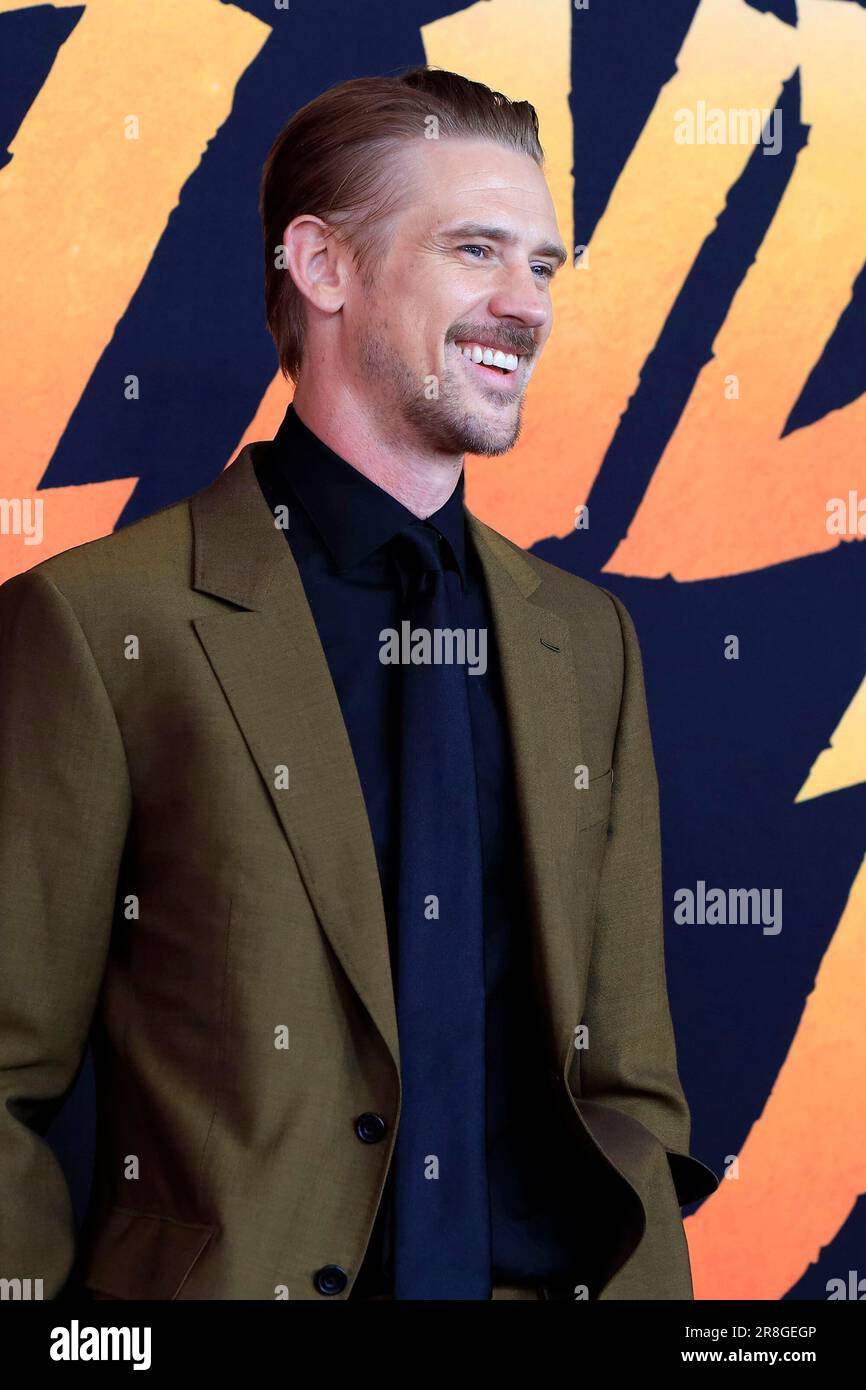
left=456, top=342, right=519, bottom=372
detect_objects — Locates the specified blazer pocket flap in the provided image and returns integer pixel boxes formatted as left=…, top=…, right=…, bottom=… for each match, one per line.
left=81, top=1206, right=216, bottom=1300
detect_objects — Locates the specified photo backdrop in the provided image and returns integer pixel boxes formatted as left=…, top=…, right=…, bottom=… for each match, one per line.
left=2, top=0, right=864, bottom=1301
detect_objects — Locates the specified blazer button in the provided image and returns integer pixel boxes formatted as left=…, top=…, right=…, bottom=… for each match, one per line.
left=355, top=1112, right=387, bottom=1143
left=314, top=1265, right=349, bottom=1296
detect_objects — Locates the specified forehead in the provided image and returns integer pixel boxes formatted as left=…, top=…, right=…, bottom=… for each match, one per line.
left=396, top=136, right=558, bottom=232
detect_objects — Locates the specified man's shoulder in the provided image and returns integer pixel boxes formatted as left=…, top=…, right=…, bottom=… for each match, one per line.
left=468, top=512, right=626, bottom=633
left=1, top=488, right=194, bottom=611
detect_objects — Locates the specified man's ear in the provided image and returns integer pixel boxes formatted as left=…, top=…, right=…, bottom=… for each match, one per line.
left=281, top=214, right=347, bottom=315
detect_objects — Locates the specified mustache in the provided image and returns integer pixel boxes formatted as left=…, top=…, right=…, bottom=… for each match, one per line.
left=448, top=328, right=535, bottom=358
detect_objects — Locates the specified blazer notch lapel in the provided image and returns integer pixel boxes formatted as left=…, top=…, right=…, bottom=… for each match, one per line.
left=190, top=447, right=399, bottom=1069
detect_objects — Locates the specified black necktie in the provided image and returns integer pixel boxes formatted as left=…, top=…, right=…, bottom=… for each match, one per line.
left=388, top=521, right=491, bottom=1299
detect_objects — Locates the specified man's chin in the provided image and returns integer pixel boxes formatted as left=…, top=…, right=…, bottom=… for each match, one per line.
left=401, top=386, right=522, bottom=456
left=463, top=432, right=519, bottom=457
left=458, top=412, right=522, bottom=457
left=437, top=387, right=519, bottom=452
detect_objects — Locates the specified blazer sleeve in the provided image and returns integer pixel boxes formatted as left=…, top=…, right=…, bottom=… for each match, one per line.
left=579, top=586, right=719, bottom=1206
left=0, top=568, right=131, bottom=1297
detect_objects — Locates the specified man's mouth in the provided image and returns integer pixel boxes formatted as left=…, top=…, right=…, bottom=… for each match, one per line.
left=453, top=339, right=524, bottom=387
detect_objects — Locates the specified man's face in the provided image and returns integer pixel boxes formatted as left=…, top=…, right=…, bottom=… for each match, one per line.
left=341, top=137, right=566, bottom=458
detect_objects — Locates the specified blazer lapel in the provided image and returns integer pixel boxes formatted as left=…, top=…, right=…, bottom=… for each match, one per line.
left=466, top=511, right=590, bottom=1076
left=189, top=443, right=400, bottom=1071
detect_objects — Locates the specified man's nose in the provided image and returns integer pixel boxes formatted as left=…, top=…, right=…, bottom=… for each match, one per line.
left=485, top=273, right=549, bottom=334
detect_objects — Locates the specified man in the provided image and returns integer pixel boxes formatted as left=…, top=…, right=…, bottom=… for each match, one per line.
left=0, top=66, right=717, bottom=1301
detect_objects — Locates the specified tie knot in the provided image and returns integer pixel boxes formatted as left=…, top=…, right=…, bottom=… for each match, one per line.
left=390, top=522, right=446, bottom=577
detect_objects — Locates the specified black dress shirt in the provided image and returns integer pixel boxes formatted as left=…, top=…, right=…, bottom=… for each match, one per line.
left=254, top=403, right=581, bottom=1294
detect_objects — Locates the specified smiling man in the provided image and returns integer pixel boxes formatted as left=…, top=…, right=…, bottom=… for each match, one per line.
left=0, top=66, right=718, bottom=1303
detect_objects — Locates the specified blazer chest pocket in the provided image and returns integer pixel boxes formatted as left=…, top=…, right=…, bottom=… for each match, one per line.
left=579, top=766, right=613, bottom=832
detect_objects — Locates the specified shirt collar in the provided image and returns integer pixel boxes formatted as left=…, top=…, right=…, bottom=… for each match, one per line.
left=270, top=402, right=467, bottom=582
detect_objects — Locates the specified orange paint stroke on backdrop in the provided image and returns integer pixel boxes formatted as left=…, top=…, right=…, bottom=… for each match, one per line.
left=610, top=0, right=866, bottom=580
left=688, top=850, right=866, bottom=1298
left=0, top=0, right=270, bottom=582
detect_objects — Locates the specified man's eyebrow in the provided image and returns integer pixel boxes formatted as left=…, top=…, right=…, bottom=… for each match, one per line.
left=438, top=221, right=568, bottom=268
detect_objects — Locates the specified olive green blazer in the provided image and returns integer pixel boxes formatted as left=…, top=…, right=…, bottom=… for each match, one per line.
left=0, top=438, right=718, bottom=1301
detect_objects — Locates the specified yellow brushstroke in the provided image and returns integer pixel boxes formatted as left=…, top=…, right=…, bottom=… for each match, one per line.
left=0, top=0, right=81, bottom=9
left=0, top=0, right=80, bottom=10
left=612, top=0, right=866, bottom=580
left=688, top=850, right=866, bottom=1299
left=797, top=673, right=866, bottom=800
left=0, top=0, right=270, bottom=581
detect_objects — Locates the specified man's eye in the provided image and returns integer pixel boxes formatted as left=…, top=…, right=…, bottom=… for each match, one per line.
left=459, top=245, right=554, bottom=280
